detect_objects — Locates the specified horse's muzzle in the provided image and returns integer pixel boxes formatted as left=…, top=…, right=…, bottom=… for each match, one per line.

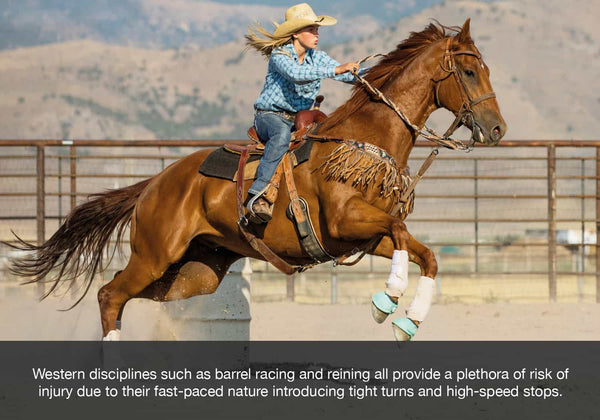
left=482, top=120, right=507, bottom=146
left=471, top=115, right=507, bottom=146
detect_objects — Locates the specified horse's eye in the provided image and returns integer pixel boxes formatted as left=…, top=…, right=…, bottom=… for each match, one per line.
left=465, top=69, right=475, bottom=77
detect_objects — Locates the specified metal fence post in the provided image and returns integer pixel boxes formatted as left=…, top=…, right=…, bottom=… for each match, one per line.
left=58, top=150, right=62, bottom=222
left=596, top=147, right=600, bottom=303
left=286, top=274, right=295, bottom=301
left=578, top=158, right=585, bottom=301
left=474, top=158, right=479, bottom=273
left=36, top=145, right=45, bottom=246
left=331, top=267, right=338, bottom=304
left=36, top=145, right=46, bottom=296
left=70, top=144, right=77, bottom=212
left=547, top=145, right=557, bottom=302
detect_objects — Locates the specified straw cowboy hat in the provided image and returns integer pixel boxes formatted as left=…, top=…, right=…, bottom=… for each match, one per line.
left=273, top=3, right=337, bottom=38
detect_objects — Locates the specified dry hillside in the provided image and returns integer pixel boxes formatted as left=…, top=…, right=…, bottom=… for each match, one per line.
left=325, top=0, right=600, bottom=140
left=0, top=0, right=597, bottom=140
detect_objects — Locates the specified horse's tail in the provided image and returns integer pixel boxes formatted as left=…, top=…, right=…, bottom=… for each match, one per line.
left=3, top=177, right=153, bottom=308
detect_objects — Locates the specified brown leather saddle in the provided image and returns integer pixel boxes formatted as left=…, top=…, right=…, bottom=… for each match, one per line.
left=231, top=98, right=326, bottom=204
left=198, top=96, right=327, bottom=183
left=245, top=95, right=327, bottom=148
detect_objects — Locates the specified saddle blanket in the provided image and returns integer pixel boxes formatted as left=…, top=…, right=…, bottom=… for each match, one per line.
left=199, top=141, right=314, bottom=181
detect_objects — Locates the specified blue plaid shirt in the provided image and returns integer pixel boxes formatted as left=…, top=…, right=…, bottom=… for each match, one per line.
left=254, top=43, right=358, bottom=113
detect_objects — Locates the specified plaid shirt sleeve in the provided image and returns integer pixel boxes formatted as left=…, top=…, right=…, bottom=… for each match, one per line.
left=254, top=46, right=364, bottom=112
left=271, top=50, right=336, bottom=83
left=314, top=51, right=357, bottom=83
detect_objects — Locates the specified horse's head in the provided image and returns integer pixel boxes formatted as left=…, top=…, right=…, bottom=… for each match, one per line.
left=434, top=19, right=507, bottom=146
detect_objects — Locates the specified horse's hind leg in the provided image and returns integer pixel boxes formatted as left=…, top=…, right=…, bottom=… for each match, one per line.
left=134, top=246, right=241, bottom=302
left=99, top=245, right=240, bottom=340
left=97, top=252, right=172, bottom=340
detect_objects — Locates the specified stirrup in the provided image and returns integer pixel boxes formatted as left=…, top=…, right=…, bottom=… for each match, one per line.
left=246, top=194, right=272, bottom=224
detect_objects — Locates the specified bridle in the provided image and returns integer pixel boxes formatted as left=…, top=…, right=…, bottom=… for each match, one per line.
left=433, top=37, right=497, bottom=144
left=351, top=35, right=497, bottom=151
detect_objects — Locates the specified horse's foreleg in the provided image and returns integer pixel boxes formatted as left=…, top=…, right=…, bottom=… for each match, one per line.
left=325, top=198, right=416, bottom=336
left=371, top=235, right=438, bottom=341
left=328, top=197, right=412, bottom=293
left=327, top=196, right=438, bottom=340
left=373, top=235, right=438, bottom=278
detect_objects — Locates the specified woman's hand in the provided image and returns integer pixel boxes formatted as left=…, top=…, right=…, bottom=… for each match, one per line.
left=335, top=62, right=360, bottom=75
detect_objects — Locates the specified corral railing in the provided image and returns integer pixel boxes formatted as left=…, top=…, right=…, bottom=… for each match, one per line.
left=0, top=139, right=599, bottom=303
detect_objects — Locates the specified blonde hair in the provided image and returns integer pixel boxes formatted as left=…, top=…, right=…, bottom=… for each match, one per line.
left=245, top=21, right=293, bottom=58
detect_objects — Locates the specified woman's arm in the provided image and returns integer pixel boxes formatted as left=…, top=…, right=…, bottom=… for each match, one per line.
left=271, top=50, right=361, bottom=84
left=317, top=51, right=363, bottom=83
left=271, top=51, right=336, bottom=83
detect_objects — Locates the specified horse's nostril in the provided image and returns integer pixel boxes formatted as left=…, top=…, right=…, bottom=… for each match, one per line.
left=492, top=125, right=502, bottom=140
left=492, top=122, right=507, bottom=141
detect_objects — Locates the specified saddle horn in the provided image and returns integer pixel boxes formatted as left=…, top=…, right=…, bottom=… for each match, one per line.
left=313, top=95, right=324, bottom=110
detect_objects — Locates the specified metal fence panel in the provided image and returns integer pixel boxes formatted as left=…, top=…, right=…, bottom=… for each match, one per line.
left=1, top=139, right=598, bottom=303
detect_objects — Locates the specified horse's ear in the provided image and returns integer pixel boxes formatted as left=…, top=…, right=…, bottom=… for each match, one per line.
left=457, top=18, right=471, bottom=43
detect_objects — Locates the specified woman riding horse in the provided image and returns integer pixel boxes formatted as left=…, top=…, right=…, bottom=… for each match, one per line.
left=245, top=3, right=363, bottom=223
left=4, top=19, right=506, bottom=341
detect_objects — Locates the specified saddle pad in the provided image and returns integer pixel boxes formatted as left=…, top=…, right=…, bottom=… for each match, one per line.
left=199, top=140, right=314, bottom=181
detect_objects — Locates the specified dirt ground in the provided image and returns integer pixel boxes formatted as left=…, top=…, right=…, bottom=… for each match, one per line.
left=249, top=302, right=600, bottom=341
left=1, top=281, right=599, bottom=341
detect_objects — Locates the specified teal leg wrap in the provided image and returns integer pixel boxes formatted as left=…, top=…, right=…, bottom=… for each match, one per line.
left=372, top=291, right=398, bottom=314
left=392, top=317, right=419, bottom=340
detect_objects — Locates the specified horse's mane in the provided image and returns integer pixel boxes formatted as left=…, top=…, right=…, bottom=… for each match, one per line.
left=319, top=22, right=461, bottom=131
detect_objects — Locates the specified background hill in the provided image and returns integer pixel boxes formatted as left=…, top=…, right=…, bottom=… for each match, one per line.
left=0, top=0, right=598, bottom=140
left=0, top=0, right=439, bottom=50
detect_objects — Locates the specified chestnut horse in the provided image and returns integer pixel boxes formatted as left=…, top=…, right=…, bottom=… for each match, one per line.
left=6, top=20, right=506, bottom=341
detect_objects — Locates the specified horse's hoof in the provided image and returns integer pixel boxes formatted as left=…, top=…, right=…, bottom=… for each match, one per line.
left=103, top=330, right=121, bottom=341
left=392, top=318, right=418, bottom=341
left=371, top=304, right=389, bottom=323
left=371, top=291, right=398, bottom=324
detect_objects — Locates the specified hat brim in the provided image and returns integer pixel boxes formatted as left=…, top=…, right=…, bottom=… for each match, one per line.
left=273, top=16, right=337, bottom=38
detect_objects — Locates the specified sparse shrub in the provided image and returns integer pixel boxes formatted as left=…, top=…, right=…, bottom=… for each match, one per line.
left=60, top=95, right=128, bottom=123
left=225, top=52, right=244, bottom=66
left=218, top=92, right=230, bottom=104
left=493, top=234, right=520, bottom=251
left=77, top=65, right=103, bottom=82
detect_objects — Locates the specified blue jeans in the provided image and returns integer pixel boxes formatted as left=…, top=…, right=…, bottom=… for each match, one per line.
left=248, top=111, right=294, bottom=196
